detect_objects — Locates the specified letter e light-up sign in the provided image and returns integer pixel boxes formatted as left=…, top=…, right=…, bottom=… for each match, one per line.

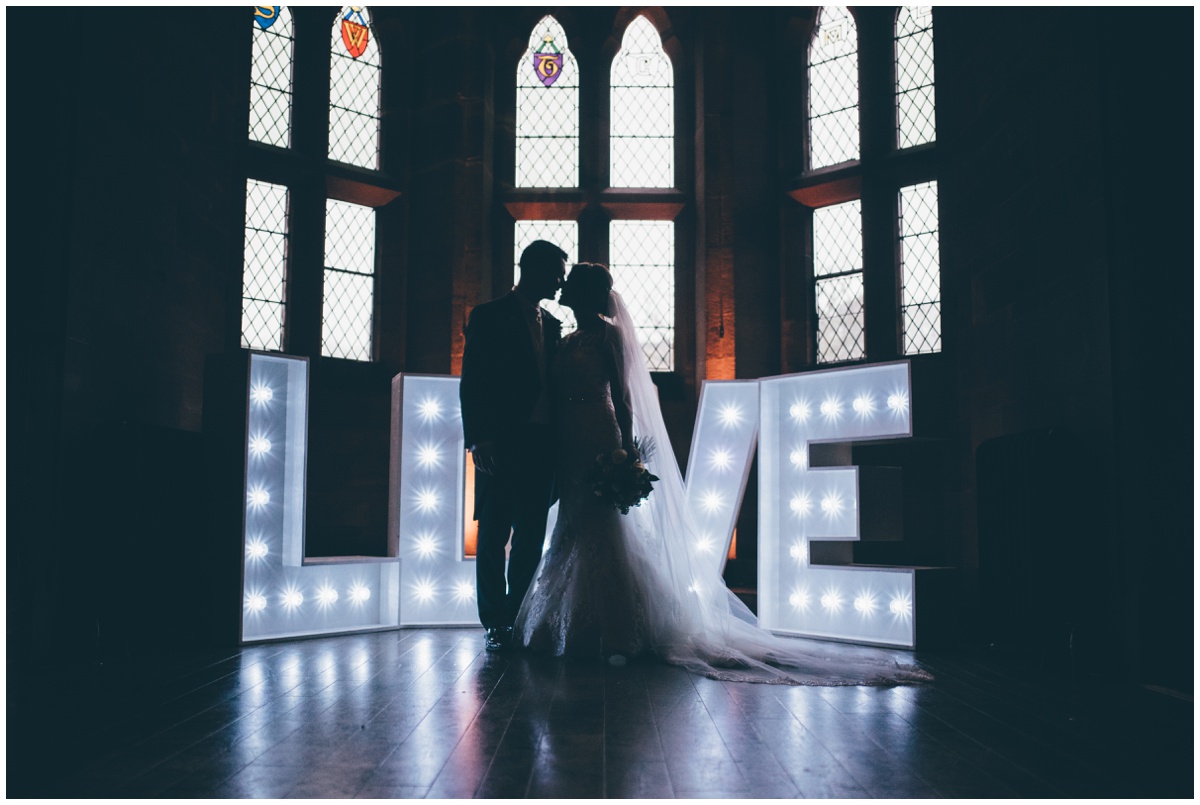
left=757, top=361, right=915, bottom=646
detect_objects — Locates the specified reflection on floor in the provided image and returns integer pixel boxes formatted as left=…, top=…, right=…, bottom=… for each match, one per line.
left=8, top=628, right=1191, bottom=798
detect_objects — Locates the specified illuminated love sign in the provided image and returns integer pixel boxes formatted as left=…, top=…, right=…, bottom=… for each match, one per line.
left=238, top=356, right=926, bottom=647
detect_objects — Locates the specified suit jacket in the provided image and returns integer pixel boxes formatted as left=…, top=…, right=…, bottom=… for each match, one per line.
left=460, top=292, right=562, bottom=450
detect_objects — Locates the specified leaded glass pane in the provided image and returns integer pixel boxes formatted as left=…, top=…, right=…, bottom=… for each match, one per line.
left=816, top=274, right=865, bottom=363
left=808, top=6, right=859, bottom=170
left=813, top=199, right=863, bottom=277
left=899, top=181, right=941, bottom=354
left=249, top=6, right=293, bottom=148
left=516, top=17, right=580, bottom=188
left=322, top=199, right=376, bottom=361
left=812, top=200, right=864, bottom=364
left=610, top=16, right=674, bottom=188
left=329, top=6, right=381, bottom=170
left=609, top=221, right=674, bottom=371
left=896, top=6, right=936, bottom=148
left=242, top=179, right=289, bottom=351
left=514, top=220, right=578, bottom=332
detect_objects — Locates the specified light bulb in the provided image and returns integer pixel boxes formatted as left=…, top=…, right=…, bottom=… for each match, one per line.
left=250, top=384, right=273, bottom=405
left=249, top=435, right=271, bottom=456
left=349, top=584, right=371, bottom=604
left=709, top=448, right=733, bottom=471
left=718, top=403, right=743, bottom=427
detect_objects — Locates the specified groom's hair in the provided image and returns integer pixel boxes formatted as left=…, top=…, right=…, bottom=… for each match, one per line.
left=519, top=240, right=568, bottom=276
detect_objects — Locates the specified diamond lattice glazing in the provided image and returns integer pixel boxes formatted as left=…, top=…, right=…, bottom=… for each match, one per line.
left=322, top=199, right=376, bottom=361
left=815, top=275, right=865, bottom=363
left=812, top=200, right=863, bottom=364
left=896, top=7, right=936, bottom=149
left=514, top=220, right=578, bottom=332
left=516, top=17, right=580, bottom=188
left=329, top=6, right=381, bottom=170
left=242, top=179, right=289, bottom=351
left=813, top=199, right=863, bottom=277
left=249, top=7, right=294, bottom=148
left=808, top=6, right=860, bottom=170
left=899, top=181, right=941, bottom=354
left=610, top=16, right=674, bottom=188
left=609, top=221, right=674, bottom=371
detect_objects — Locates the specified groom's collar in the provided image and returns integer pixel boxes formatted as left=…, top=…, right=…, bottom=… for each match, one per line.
left=510, top=287, right=540, bottom=315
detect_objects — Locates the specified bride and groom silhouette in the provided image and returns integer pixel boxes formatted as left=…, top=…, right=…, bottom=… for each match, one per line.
left=460, top=240, right=930, bottom=686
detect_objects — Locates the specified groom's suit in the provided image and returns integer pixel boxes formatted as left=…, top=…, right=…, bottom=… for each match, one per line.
left=460, top=291, right=561, bottom=629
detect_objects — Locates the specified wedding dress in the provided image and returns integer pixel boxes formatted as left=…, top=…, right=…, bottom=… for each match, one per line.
left=514, top=292, right=931, bottom=686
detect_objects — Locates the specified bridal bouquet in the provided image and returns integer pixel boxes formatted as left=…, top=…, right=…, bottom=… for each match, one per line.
left=589, top=437, right=660, bottom=515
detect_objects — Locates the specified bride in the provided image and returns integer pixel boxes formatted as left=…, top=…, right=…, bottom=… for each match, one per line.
left=514, top=263, right=930, bottom=686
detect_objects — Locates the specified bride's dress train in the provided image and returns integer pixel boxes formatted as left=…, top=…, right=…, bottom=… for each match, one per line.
left=515, top=293, right=930, bottom=686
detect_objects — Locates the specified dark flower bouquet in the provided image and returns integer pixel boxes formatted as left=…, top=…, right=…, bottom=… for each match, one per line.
left=589, top=436, right=660, bottom=515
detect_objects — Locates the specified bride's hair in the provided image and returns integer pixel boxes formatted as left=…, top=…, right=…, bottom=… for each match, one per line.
left=568, top=262, right=616, bottom=316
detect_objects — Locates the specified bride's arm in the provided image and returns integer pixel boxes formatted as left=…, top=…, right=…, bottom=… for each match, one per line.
left=606, top=323, right=636, bottom=453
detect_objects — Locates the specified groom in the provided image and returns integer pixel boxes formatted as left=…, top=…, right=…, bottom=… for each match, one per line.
left=460, top=240, right=566, bottom=651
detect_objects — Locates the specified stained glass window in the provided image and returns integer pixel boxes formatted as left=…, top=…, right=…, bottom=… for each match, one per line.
left=516, top=17, right=580, bottom=188
left=242, top=179, right=290, bottom=351
left=896, top=6, right=936, bottom=148
left=609, top=221, right=674, bottom=371
left=249, top=6, right=294, bottom=148
left=329, top=6, right=382, bottom=170
left=514, top=220, right=578, bottom=332
left=899, top=181, right=940, bottom=354
left=322, top=199, right=376, bottom=360
left=610, top=16, right=674, bottom=188
left=813, top=200, right=864, bottom=363
left=808, top=6, right=859, bottom=170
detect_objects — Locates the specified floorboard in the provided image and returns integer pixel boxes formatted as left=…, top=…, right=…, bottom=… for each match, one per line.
left=8, top=628, right=1192, bottom=799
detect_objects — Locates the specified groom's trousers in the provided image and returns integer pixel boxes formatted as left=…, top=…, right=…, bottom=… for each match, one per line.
left=474, top=426, right=556, bottom=629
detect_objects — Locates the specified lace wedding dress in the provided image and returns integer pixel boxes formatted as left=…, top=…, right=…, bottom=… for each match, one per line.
left=514, top=293, right=931, bottom=686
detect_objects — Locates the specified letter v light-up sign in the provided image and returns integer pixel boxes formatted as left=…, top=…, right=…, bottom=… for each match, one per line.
left=683, top=380, right=760, bottom=579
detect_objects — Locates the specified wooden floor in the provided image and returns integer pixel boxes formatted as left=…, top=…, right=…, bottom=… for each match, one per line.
left=8, top=628, right=1192, bottom=799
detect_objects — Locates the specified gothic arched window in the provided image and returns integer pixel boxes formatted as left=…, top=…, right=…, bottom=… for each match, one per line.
left=329, top=5, right=382, bottom=170
left=609, top=15, right=674, bottom=188
left=249, top=6, right=294, bottom=148
left=787, top=8, right=940, bottom=368
left=243, top=7, right=399, bottom=362
left=807, top=6, right=859, bottom=170
left=896, top=6, right=936, bottom=149
left=515, top=16, right=580, bottom=188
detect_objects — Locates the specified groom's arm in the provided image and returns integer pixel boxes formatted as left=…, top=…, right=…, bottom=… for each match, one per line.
left=460, top=304, right=501, bottom=452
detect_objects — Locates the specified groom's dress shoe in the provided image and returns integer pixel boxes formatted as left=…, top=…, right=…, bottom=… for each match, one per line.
left=485, top=627, right=512, bottom=652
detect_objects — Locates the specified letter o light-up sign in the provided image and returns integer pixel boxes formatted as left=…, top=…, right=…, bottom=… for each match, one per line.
left=388, top=374, right=479, bottom=625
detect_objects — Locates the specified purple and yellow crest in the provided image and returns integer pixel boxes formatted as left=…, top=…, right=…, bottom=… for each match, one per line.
left=253, top=6, right=281, bottom=30
left=341, top=7, right=370, bottom=59
left=533, top=35, right=563, bottom=87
